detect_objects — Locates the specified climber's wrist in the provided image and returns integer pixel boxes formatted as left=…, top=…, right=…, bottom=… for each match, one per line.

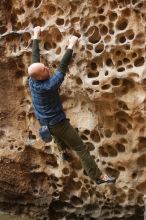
left=67, top=43, right=74, bottom=50
left=33, top=34, right=40, bottom=40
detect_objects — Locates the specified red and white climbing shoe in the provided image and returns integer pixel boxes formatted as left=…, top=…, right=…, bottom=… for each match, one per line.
left=96, top=174, right=116, bottom=185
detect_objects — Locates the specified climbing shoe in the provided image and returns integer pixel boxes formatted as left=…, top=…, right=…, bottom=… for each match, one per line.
left=96, top=174, right=116, bottom=185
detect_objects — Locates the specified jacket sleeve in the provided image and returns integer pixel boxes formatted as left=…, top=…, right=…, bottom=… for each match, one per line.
left=41, top=70, right=65, bottom=91
left=41, top=49, right=74, bottom=91
left=57, top=49, right=73, bottom=75
left=32, top=39, right=40, bottom=63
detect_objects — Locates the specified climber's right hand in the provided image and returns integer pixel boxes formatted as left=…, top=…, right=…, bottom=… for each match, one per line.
left=68, top=36, right=78, bottom=49
left=33, top=26, right=41, bottom=39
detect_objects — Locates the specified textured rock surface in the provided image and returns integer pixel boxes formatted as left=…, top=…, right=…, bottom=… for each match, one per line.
left=0, top=0, right=146, bottom=219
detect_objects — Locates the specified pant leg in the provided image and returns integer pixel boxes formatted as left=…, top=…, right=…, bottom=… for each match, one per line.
left=49, top=119, right=102, bottom=180
left=52, top=135, right=70, bottom=152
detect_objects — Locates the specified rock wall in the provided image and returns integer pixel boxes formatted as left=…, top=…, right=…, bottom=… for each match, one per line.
left=0, top=0, right=146, bottom=219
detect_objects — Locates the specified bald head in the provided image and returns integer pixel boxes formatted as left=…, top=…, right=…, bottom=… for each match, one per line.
left=28, top=63, right=50, bottom=80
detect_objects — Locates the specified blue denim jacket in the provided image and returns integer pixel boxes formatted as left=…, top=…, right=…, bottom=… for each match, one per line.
left=28, top=40, right=73, bottom=126
left=29, top=71, right=66, bottom=126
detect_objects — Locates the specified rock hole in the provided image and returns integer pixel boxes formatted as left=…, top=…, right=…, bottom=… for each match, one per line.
left=95, top=44, right=104, bottom=53
left=87, top=72, right=99, bottom=78
left=92, top=80, right=99, bottom=85
left=111, top=78, right=121, bottom=86
left=116, top=123, right=127, bottom=135
left=26, top=0, right=34, bottom=7
left=138, top=137, right=146, bottom=151
left=127, top=64, right=133, bottom=69
left=99, top=146, right=108, bottom=157
left=101, top=84, right=110, bottom=90
left=52, top=191, right=59, bottom=198
left=48, top=4, right=56, bottom=15
left=88, top=26, right=101, bottom=44
left=122, top=78, right=135, bottom=88
left=44, top=42, right=52, bottom=50
left=124, top=44, right=130, bottom=50
left=132, top=171, right=138, bottom=179
left=137, top=154, right=146, bottom=167
left=117, top=60, right=123, bottom=66
left=132, top=148, right=137, bottom=153
left=34, top=0, right=41, bottom=7
left=108, top=28, right=114, bottom=34
left=106, top=58, right=113, bottom=66
left=118, top=166, right=125, bottom=171
left=90, top=62, right=97, bottom=70
left=104, top=35, right=111, bottom=43
left=0, top=26, right=7, bottom=35
left=56, top=18, right=64, bottom=25
left=123, top=58, right=130, bottom=64
left=86, top=51, right=92, bottom=59
left=81, top=191, right=89, bottom=200
left=136, top=181, right=146, bottom=193
left=127, top=31, right=135, bottom=40
left=105, top=71, right=109, bottom=76
left=86, top=44, right=93, bottom=50
left=46, top=154, right=58, bottom=167
left=56, top=47, right=61, bottom=54
left=109, top=11, right=117, bottom=21
left=116, top=50, right=121, bottom=56
left=98, top=7, right=104, bottom=14
left=86, top=88, right=93, bottom=94
left=137, top=2, right=144, bottom=9
left=0, top=130, right=5, bottom=138
left=70, top=196, right=83, bottom=206
left=99, top=15, right=106, bottom=21
left=28, top=131, right=36, bottom=139
left=134, top=57, right=144, bottom=67
left=45, top=145, right=51, bottom=153
left=70, top=4, right=77, bottom=13
left=15, top=70, right=25, bottom=78
left=106, top=145, right=118, bottom=157
left=116, top=18, right=128, bottom=30
left=115, top=143, right=125, bottom=152
left=62, top=167, right=69, bottom=175
left=81, top=134, right=88, bottom=140
left=76, top=77, right=82, bottom=85
left=31, top=17, right=45, bottom=26
left=71, top=17, right=80, bottom=23
left=10, top=145, right=14, bottom=150
left=83, top=129, right=90, bottom=135
left=99, top=25, right=108, bottom=35
left=122, top=8, right=131, bottom=17
left=33, top=189, right=39, bottom=194
left=117, top=67, right=125, bottom=72
left=119, top=36, right=126, bottom=43
left=104, top=129, right=112, bottom=138
left=132, top=52, right=137, bottom=58
left=90, top=130, right=100, bottom=142
left=106, top=167, right=119, bottom=178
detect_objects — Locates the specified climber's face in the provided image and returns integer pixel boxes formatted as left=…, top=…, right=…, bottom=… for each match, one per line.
left=41, top=65, right=50, bottom=80
left=28, top=63, right=50, bottom=80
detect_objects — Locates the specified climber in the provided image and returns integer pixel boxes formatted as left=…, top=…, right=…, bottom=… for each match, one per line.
left=27, top=26, right=116, bottom=185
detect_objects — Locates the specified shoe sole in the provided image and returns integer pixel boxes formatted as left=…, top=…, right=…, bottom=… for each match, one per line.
left=97, top=179, right=116, bottom=185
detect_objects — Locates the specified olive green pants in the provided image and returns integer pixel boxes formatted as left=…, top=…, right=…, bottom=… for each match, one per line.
left=49, top=119, right=102, bottom=181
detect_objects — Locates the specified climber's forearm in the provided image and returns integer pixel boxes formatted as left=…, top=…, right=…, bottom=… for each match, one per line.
left=57, top=49, right=73, bottom=75
left=32, top=39, right=40, bottom=63
left=32, top=26, right=41, bottom=63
